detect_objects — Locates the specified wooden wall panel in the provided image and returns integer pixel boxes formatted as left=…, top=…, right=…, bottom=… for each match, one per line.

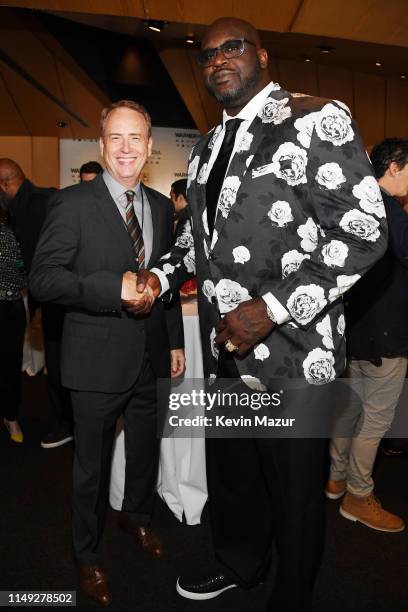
left=32, top=136, right=59, bottom=187
left=0, top=71, right=29, bottom=135
left=0, top=136, right=59, bottom=186
left=385, top=79, right=408, bottom=139
left=0, top=136, right=32, bottom=177
left=317, top=65, right=354, bottom=114
left=353, top=72, right=385, bottom=148
left=277, top=59, right=319, bottom=96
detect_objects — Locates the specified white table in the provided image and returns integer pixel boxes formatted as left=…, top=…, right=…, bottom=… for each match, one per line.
left=109, top=298, right=208, bottom=525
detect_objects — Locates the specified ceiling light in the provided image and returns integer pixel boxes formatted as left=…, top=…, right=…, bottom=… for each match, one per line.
left=145, top=20, right=168, bottom=32
left=304, top=57, right=311, bottom=62
left=401, top=74, right=407, bottom=79
left=318, top=45, right=334, bottom=54
left=375, top=62, right=382, bottom=67
left=185, top=35, right=195, bottom=44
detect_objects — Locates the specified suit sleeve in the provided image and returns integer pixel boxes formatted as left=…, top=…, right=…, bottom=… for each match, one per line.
left=29, top=192, right=122, bottom=312
left=259, top=102, right=388, bottom=329
left=161, top=203, right=185, bottom=349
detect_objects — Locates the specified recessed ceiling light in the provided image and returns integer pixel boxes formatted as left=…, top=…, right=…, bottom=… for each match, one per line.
left=401, top=74, right=407, bottom=79
left=375, top=62, right=382, bottom=67
left=145, top=20, right=168, bottom=32
left=304, top=57, right=311, bottom=62
left=318, top=45, right=334, bottom=54
left=185, top=35, right=195, bottom=44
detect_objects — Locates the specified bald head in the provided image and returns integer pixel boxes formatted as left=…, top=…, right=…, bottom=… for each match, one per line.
left=0, top=159, right=25, bottom=199
left=200, top=17, right=270, bottom=115
left=202, top=18, right=262, bottom=49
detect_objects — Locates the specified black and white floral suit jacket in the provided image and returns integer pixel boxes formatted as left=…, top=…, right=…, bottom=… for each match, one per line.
left=156, top=83, right=387, bottom=388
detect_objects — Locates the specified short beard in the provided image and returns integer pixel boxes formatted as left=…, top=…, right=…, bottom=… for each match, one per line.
left=206, top=62, right=262, bottom=108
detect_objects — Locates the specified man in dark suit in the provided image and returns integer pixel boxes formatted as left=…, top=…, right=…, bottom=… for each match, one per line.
left=134, top=18, right=387, bottom=612
left=30, top=100, right=184, bottom=606
left=328, top=138, right=408, bottom=532
left=0, top=159, right=72, bottom=449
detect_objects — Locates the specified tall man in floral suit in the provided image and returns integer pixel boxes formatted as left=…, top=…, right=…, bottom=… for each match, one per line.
left=132, top=17, right=387, bottom=612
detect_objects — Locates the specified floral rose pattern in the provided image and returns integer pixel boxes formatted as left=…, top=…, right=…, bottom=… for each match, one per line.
left=210, top=328, right=219, bottom=359
left=197, top=163, right=208, bottom=185
left=202, top=280, right=215, bottom=303
left=258, top=97, right=292, bottom=124
left=218, top=176, right=241, bottom=219
left=303, top=348, right=336, bottom=385
left=316, top=314, right=334, bottom=349
left=215, top=279, right=251, bottom=314
left=268, top=200, right=294, bottom=228
left=271, top=142, right=308, bottom=186
left=315, top=103, right=354, bottom=146
left=175, top=221, right=194, bottom=249
left=187, top=155, right=200, bottom=189
left=254, top=343, right=270, bottom=361
left=321, top=240, right=349, bottom=268
left=297, top=218, right=318, bottom=252
left=155, top=85, right=387, bottom=390
left=281, top=249, right=310, bottom=278
left=232, top=246, right=251, bottom=264
left=352, top=176, right=385, bottom=218
left=328, top=274, right=361, bottom=302
left=236, top=131, right=254, bottom=152
left=315, top=162, right=346, bottom=190
left=287, top=284, right=327, bottom=325
left=183, top=248, right=195, bottom=274
left=340, top=209, right=380, bottom=242
left=294, top=112, right=319, bottom=148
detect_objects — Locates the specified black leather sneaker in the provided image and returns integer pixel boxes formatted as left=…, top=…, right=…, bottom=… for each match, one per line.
left=176, top=569, right=237, bottom=600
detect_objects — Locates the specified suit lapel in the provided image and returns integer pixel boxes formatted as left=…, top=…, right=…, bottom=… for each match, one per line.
left=211, top=85, right=292, bottom=250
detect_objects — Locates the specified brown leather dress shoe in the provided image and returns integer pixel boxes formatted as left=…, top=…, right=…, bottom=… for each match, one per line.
left=118, top=515, right=164, bottom=558
left=78, top=565, right=112, bottom=606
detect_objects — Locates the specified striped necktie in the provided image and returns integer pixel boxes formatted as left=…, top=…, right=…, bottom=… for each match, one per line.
left=125, top=190, right=145, bottom=269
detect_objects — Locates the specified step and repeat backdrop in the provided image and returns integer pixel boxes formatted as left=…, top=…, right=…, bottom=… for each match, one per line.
left=60, top=127, right=200, bottom=194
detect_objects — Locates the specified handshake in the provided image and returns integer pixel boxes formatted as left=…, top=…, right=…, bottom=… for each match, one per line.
left=121, top=270, right=161, bottom=316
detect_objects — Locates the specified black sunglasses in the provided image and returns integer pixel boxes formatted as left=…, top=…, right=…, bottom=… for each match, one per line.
left=196, top=38, right=256, bottom=68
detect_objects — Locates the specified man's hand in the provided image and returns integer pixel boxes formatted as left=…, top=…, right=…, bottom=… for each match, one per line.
left=121, top=271, right=153, bottom=315
left=215, top=297, right=275, bottom=356
left=124, top=270, right=162, bottom=316
left=170, top=348, right=185, bottom=378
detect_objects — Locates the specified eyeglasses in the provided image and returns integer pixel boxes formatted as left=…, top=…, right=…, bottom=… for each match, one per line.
left=196, top=38, right=256, bottom=68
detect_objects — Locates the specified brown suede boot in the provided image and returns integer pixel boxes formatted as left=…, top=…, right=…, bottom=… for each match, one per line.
left=340, top=492, right=405, bottom=532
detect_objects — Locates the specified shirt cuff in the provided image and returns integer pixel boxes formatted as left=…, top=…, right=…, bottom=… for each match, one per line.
left=150, top=268, right=169, bottom=297
left=262, top=292, right=290, bottom=325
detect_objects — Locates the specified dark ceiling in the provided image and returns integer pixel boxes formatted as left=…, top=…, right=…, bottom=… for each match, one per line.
left=36, top=11, right=196, bottom=129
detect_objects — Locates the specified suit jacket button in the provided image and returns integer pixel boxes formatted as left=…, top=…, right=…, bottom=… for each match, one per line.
left=209, top=252, right=215, bottom=260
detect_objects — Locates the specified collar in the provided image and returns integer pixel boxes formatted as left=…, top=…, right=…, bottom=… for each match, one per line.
left=102, top=170, right=141, bottom=205
left=222, top=80, right=280, bottom=127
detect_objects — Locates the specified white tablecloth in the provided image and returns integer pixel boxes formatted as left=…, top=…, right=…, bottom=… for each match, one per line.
left=109, top=298, right=208, bottom=524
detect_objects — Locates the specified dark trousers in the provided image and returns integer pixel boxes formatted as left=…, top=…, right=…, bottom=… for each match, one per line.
left=71, top=353, right=159, bottom=565
left=208, top=351, right=326, bottom=612
left=0, top=298, right=26, bottom=420
left=41, top=304, right=72, bottom=432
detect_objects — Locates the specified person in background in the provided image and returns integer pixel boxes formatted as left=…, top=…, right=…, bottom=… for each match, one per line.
left=79, top=161, right=103, bottom=182
left=0, top=159, right=73, bottom=449
left=169, top=178, right=191, bottom=239
left=0, top=193, right=27, bottom=443
left=328, top=138, right=408, bottom=532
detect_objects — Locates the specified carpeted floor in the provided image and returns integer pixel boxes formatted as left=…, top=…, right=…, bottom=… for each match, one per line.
left=1, top=373, right=408, bottom=612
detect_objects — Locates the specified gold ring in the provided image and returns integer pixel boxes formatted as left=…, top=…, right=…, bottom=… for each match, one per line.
left=224, top=339, right=238, bottom=353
